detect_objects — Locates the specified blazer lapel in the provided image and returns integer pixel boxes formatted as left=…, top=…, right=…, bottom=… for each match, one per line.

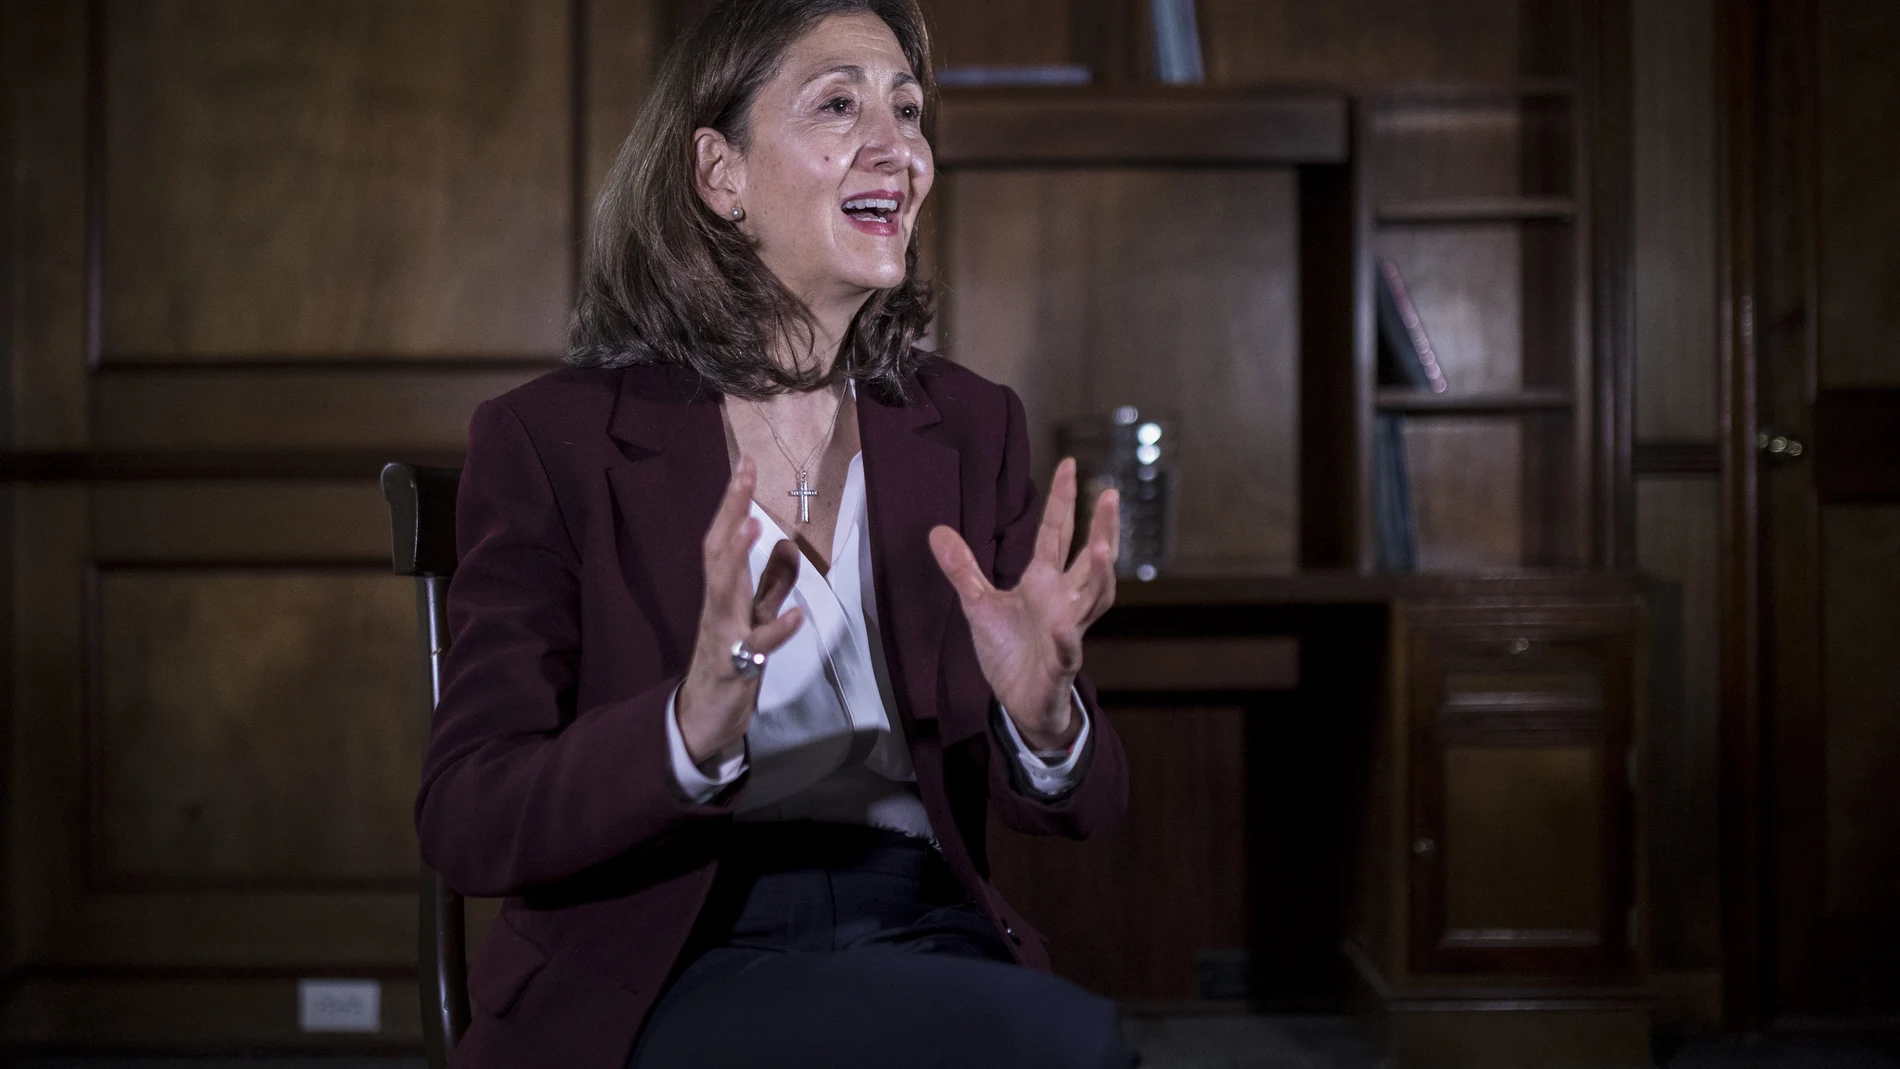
left=857, top=371, right=964, bottom=741
left=604, top=365, right=729, bottom=675
left=600, top=362, right=968, bottom=745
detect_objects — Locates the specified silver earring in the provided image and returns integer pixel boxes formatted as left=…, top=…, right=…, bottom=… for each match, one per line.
left=730, top=206, right=745, bottom=221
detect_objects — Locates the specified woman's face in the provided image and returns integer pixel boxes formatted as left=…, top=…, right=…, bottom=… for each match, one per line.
left=703, top=13, right=934, bottom=311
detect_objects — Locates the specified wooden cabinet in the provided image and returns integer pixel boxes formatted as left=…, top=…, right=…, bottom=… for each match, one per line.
left=1349, top=584, right=1651, bottom=1068
left=1402, top=600, right=1640, bottom=977
left=987, top=573, right=1652, bottom=1067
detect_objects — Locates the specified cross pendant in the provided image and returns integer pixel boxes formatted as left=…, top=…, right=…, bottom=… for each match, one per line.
left=787, top=469, right=818, bottom=523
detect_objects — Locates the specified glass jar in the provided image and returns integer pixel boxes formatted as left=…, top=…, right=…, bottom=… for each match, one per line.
left=1056, top=406, right=1179, bottom=581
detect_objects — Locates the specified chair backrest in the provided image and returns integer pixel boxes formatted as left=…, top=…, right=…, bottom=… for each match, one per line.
left=380, top=462, right=465, bottom=1069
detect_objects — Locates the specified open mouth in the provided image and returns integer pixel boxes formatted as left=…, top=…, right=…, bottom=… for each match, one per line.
left=841, top=191, right=903, bottom=228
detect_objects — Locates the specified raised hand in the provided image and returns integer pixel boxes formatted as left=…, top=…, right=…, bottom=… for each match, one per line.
left=927, top=458, right=1120, bottom=752
left=676, top=455, right=804, bottom=765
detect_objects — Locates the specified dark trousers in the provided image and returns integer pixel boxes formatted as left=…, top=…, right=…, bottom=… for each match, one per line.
left=627, top=821, right=1140, bottom=1069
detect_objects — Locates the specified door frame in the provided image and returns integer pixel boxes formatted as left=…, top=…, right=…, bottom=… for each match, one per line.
left=1715, top=0, right=1766, bottom=1034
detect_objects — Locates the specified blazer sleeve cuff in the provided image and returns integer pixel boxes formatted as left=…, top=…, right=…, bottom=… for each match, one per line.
left=996, top=687, right=1092, bottom=797
left=665, top=684, right=748, bottom=804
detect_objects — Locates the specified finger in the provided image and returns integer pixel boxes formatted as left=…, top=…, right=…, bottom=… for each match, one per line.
left=1078, top=536, right=1118, bottom=626
left=1032, top=458, right=1079, bottom=567
left=752, top=539, right=801, bottom=626
left=928, top=525, right=994, bottom=604
left=1080, top=485, right=1120, bottom=573
left=748, top=605, right=804, bottom=653
left=1071, top=487, right=1119, bottom=624
left=706, top=455, right=756, bottom=557
left=708, top=515, right=760, bottom=628
left=719, top=513, right=760, bottom=586
left=703, top=456, right=758, bottom=583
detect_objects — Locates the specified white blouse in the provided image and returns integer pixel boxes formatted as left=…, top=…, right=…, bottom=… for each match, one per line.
left=663, top=449, right=1092, bottom=843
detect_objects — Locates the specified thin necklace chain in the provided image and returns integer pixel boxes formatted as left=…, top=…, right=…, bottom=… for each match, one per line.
left=751, top=379, right=847, bottom=490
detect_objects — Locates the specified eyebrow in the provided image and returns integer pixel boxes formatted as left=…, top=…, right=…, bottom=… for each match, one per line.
left=804, top=63, right=920, bottom=92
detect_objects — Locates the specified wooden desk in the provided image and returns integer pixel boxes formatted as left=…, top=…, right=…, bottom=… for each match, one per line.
left=988, top=570, right=1651, bottom=1069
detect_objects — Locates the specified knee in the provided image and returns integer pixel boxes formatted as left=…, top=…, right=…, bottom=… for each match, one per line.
left=987, top=972, right=1138, bottom=1069
left=1061, top=991, right=1139, bottom=1069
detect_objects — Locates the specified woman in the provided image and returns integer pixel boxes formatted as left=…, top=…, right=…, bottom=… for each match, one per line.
left=415, top=1, right=1133, bottom=1066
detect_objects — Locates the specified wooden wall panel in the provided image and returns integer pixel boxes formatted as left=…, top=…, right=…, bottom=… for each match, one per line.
left=92, top=568, right=421, bottom=889
left=1628, top=0, right=1720, bottom=1024
left=90, top=367, right=538, bottom=450
left=90, top=483, right=391, bottom=561
left=1819, top=506, right=1900, bottom=917
left=3, top=0, right=673, bottom=1048
left=1634, top=478, right=1721, bottom=969
left=9, top=485, right=91, bottom=970
left=1632, top=0, right=1718, bottom=441
left=1817, top=0, right=1900, bottom=387
left=585, top=1, right=668, bottom=210
left=8, top=487, right=417, bottom=969
left=101, top=0, right=574, bottom=360
left=988, top=705, right=1249, bottom=1003
left=8, top=0, right=91, bottom=447
left=943, top=167, right=1299, bottom=573
left=1200, top=0, right=1528, bottom=86
left=6, top=977, right=421, bottom=1050
left=918, top=0, right=1075, bottom=69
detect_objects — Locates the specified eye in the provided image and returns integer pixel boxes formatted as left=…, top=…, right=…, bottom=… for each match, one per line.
left=898, top=102, right=922, bottom=122
left=822, top=95, right=855, bottom=116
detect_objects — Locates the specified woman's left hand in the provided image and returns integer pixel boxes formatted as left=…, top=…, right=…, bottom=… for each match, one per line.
left=928, top=458, right=1120, bottom=752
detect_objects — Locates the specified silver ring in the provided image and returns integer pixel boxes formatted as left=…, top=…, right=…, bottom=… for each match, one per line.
left=730, top=639, right=766, bottom=678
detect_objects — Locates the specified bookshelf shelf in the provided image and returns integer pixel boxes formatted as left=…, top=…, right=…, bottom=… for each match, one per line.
left=1375, top=388, right=1575, bottom=413
left=934, top=87, right=1349, bottom=166
left=1375, top=196, right=1578, bottom=224
left=1366, top=79, right=1580, bottom=105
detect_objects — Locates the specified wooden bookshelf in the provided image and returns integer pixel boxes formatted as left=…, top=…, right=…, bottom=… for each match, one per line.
left=1343, top=84, right=1597, bottom=573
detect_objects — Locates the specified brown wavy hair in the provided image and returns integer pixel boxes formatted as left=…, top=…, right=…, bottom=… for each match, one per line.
left=565, top=0, right=937, bottom=402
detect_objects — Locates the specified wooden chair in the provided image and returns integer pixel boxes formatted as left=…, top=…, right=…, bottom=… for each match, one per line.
left=380, top=462, right=467, bottom=1069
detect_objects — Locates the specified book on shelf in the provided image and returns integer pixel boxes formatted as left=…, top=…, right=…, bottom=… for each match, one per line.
left=1373, top=412, right=1418, bottom=573
left=1372, top=259, right=1444, bottom=572
left=1375, top=259, right=1448, bottom=394
left=1149, top=0, right=1205, bottom=84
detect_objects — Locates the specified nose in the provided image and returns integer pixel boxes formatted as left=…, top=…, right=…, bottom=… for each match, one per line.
left=855, top=102, right=913, bottom=176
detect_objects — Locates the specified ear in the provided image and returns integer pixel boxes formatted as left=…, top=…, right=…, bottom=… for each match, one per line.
left=693, top=126, right=745, bottom=219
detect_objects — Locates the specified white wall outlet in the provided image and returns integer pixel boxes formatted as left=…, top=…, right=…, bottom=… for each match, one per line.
left=298, top=978, right=382, bottom=1033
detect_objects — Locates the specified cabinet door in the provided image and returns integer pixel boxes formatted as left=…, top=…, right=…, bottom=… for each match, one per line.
left=1402, top=602, right=1639, bottom=977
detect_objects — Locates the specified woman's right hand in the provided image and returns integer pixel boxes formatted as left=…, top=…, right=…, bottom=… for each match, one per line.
left=676, top=455, right=804, bottom=765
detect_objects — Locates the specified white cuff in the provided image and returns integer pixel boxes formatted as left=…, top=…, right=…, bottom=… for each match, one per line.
left=997, top=686, right=1091, bottom=796
left=665, top=685, right=747, bottom=804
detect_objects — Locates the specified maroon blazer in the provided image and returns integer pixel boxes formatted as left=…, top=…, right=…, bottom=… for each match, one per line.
left=416, top=355, right=1129, bottom=1069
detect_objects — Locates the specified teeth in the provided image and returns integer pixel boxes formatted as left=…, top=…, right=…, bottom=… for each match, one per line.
left=842, top=196, right=899, bottom=212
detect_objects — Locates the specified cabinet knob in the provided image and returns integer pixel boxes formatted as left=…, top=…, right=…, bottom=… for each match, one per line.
left=1413, top=837, right=1437, bottom=859
left=1509, top=636, right=1531, bottom=655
